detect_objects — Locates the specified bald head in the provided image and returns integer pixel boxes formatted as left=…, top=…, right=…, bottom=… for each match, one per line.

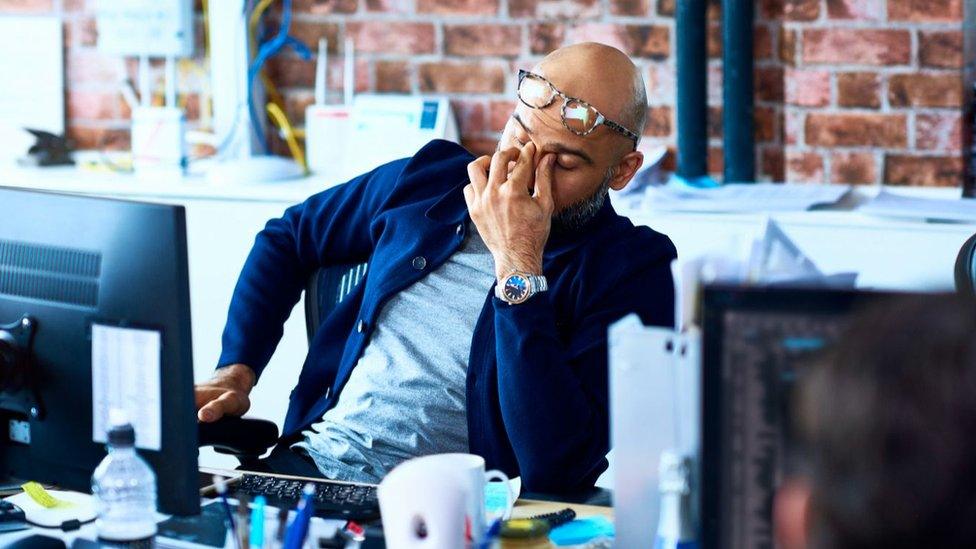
left=533, top=42, right=647, bottom=151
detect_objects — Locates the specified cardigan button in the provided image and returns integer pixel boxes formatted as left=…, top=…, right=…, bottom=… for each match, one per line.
left=456, top=223, right=463, bottom=235
left=412, top=256, right=427, bottom=270
left=357, top=319, right=366, bottom=333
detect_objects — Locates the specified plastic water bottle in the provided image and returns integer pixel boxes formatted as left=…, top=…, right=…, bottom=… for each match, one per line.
left=91, top=410, right=158, bottom=545
left=654, top=450, right=698, bottom=549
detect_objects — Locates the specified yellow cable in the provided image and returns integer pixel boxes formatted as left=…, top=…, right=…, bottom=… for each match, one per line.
left=248, top=0, right=287, bottom=110
left=267, top=102, right=308, bottom=174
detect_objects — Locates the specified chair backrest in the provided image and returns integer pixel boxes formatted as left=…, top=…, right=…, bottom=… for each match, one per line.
left=955, top=233, right=976, bottom=297
left=304, top=262, right=368, bottom=343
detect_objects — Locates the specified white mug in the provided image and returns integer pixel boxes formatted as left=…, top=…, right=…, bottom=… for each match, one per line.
left=378, top=456, right=468, bottom=549
left=417, top=453, right=515, bottom=543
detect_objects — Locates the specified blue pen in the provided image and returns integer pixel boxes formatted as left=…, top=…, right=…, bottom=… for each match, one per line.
left=250, top=495, right=266, bottom=548
left=480, top=518, right=503, bottom=549
left=213, top=475, right=241, bottom=549
left=282, top=484, right=316, bottom=549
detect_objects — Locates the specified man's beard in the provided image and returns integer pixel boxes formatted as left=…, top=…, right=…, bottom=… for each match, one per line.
left=551, top=167, right=613, bottom=234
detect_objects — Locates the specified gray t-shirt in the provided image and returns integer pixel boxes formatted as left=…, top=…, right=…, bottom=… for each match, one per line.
left=293, top=224, right=496, bottom=483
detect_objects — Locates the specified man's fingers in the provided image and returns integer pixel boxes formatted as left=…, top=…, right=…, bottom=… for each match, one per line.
left=508, top=142, right=537, bottom=192
left=533, top=154, right=555, bottom=210
left=194, top=387, right=224, bottom=410
left=467, top=156, right=490, bottom=193
left=488, top=148, right=521, bottom=188
left=197, top=391, right=247, bottom=423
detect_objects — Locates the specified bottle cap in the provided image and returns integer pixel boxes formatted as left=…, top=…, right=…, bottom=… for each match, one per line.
left=107, top=408, right=135, bottom=446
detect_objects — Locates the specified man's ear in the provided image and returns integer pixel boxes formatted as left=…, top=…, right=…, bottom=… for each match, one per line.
left=774, top=478, right=812, bottom=549
left=608, top=150, right=644, bottom=192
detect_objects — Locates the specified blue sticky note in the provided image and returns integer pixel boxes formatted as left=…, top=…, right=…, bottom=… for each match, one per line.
left=549, top=516, right=615, bottom=546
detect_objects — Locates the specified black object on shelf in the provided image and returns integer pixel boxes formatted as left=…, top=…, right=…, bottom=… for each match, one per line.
left=722, top=0, right=756, bottom=183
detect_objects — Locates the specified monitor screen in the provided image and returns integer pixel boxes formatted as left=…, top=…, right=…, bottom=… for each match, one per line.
left=0, top=187, right=199, bottom=515
left=700, top=285, right=910, bottom=548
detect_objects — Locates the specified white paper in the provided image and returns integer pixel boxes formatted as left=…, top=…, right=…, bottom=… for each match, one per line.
left=859, top=190, right=976, bottom=223
left=95, top=0, right=194, bottom=57
left=0, top=16, right=63, bottom=164
left=91, top=324, right=163, bottom=451
left=642, top=182, right=851, bottom=213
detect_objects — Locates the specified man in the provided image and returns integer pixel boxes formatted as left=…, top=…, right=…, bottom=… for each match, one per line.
left=195, top=42, right=676, bottom=491
left=775, top=295, right=976, bottom=548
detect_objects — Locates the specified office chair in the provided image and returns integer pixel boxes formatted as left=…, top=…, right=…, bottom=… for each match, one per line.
left=955, top=233, right=976, bottom=297
left=197, top=263, right=369, bottom=465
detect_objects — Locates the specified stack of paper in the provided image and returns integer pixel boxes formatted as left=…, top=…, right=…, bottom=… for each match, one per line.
left=642, top=183, right=851, bottom=213
left=858, top=190, right=976, bottom=223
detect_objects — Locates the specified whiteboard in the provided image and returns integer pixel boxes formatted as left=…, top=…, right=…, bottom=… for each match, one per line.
left=0, top=16, right=63, bottom=164
left=96, top=0, right=194, bottom=57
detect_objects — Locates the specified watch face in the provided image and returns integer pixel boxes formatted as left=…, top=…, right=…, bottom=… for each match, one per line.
left=503, top=275, right=530, bottom=302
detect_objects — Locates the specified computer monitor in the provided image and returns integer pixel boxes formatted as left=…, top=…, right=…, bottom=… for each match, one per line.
left=0, top=187, right=199, bottom=516
left=699, top=284, right=917, bottom=548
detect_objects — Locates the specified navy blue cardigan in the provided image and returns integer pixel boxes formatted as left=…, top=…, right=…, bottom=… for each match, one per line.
left=217, top=139, right=676, bottom=491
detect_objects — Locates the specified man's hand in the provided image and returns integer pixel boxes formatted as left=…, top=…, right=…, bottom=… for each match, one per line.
left=464, top=142, right=555, bottom=280
left=194, top=363, right=256, bottom=423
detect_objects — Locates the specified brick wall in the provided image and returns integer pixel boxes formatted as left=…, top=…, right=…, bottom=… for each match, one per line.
left=1, top=0, right=968, bottom=187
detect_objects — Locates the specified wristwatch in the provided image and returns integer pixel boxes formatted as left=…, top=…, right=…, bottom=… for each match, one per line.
left=495, top=271, right=548, bottom=305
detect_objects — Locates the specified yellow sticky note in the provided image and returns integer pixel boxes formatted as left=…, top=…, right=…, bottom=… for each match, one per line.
left=21, top=482, right=71, bottom=509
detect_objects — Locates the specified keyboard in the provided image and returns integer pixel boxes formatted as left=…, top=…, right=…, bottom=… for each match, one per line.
left=232, top=473, right=380, bottom=522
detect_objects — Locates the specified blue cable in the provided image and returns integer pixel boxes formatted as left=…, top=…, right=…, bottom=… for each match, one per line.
left=246, top=0, right=312, bottom=153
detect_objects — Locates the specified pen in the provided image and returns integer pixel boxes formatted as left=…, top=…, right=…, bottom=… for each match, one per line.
left=250, top=495, right=266, bottom=548
left=282, top=484, right=316, bottom=549
left=213, top=475, right=241, bottom=549
left=236, top=494, right=251, bottom=549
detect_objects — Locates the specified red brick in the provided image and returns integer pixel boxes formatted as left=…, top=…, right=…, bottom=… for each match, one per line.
left=67, top=91, right=125, bottom=120
left=365, top=0, right=413, bottom=12
left=783, top=0, right=820, bottom=20
left=786, top=151, right=825, bottom=183
left=67, top=125, right=129, bottom=150
left=884, top=154, right=963, bottom=186
left=780, top=29, right=797, bottom=65
left=785, top=110, right=803, bottom=146
left=565, top=24, right=670, bottom=59
left=755, top=106, right=777, bottom=142
left=509, top=0, right=601, bottom=18
left=461, top=137, right=499, bottom=156
left=418, top=0, right=498, bottom=14
left=707, top=22, right=721, bottom=58
left=888, top=73, right=962, bottom=108
left=530, top=23, right=565, bottom=54
left=375, top=61, right=411, bottom=93
left=268, top=57, right=315, bottom=88
left=347, top=22, right=435, bottom=54
left=754, top=24, right=774, bottom=59
left=0, top=0, right=52, bottom=12
left=708, top=146, right=724, bottom=178
left=831, top=151, right=876, bottom=184
left=656, top=0, right=673, bottom=15
left=445, top=25, right=522, bottom=57
left=64, top=0, right=86, bottom=11
left=419, top=62, right=507, bottom=93
left=785, top=68, right=830, bottom=107
left=755, top=66, right=784, bottom=103
left=292, top=0, right=358, bottom=13
left=916, top=113, right=963, bottom=151
left=609, top=0, right=649, bottom=16
left=66, top=16, right=98, bottom=47
left=826, top=0, right=884, bottom=19
left=837, top=72, right=881, bottom=108
left=490, top=100, right=517, bottom=132
left=758, top=0, right=780, bottom=18
left=760, top=147, right=785, bottom=181
left=805, top=113, right=907, bottom=147
left=707, top=106, right=722, bottom=139
left=452, top=100, right=487, bottom=135
left=288, top=21, right=341, bottom=53
left=802, top=29, right=910, bottom=65
left=919, top=31, right=964, bottom=69
left=643, top=106, right=672, bottom=137
left=888, top=0, right=962, bottom=21
left=284, top=90, right=315, bottom=125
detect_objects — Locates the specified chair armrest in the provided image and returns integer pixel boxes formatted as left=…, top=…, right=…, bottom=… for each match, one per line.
left=198, top=416, right=279, bottom=458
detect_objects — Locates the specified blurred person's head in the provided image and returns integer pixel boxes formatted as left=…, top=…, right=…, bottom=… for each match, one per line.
left=775, top=294, right=976, bottom=549
left=496, top=42, right=647, bottom=232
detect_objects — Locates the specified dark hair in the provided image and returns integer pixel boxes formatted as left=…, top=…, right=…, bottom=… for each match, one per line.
left=795, top=294, right=976, bottom=549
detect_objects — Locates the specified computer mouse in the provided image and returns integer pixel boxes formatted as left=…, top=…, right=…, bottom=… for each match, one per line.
left=2, top=534, right=66, bottom=549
